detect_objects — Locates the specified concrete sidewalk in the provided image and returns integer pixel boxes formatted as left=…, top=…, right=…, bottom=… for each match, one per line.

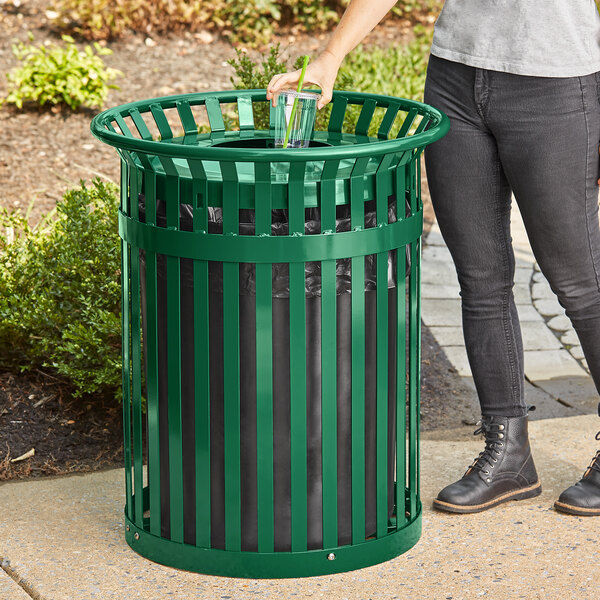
left=0, top=413, right=598, bottom=600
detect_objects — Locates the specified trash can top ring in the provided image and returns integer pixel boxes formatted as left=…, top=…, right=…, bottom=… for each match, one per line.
left=91, top=89, right=449, bottom=163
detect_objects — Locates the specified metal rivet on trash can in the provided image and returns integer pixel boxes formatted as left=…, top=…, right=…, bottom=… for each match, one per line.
left=134, top=532, right=139, bottom=540
left=126, top=525, right=130, bottom=532
left=327, top=553, right=336, bottom=561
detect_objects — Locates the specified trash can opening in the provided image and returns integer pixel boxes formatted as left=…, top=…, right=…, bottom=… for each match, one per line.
left=211, top=138, right=331, bottom=149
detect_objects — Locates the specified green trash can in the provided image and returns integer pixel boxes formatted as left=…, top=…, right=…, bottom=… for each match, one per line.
left=90, top=89, right=449, bottom=578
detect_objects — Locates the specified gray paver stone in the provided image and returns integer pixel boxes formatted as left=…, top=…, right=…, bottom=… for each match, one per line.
left=524, top=349, right=587, bottom=380
left=516, top=304, right=546, bottom=322
left=533, top=297, right=564, bottom=318
left=569, top=345, right=586, bottom=361
left=531, top=280, right=554, bottom=301
left=421, top=298, right=462, bottom=327
left=560, top=329, right=580, bottom=346
left=421, top=283, right=460, bottom=299
left=520, top=321, right=562, bottom=351
left=427, top=326, right=464, bottom=346
left=546, top=314, right=572, bottom=332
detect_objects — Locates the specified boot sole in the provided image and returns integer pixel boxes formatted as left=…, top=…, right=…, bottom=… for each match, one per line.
left=432, top=481, right=542, bottom=514
left=553, top=501, right=600, bottom=517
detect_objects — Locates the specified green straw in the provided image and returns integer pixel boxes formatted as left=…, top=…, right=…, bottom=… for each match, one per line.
left=282, top=55, right=309, bottom=149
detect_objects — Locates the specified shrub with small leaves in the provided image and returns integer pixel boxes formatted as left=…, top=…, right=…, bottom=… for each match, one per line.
left=2, top=34, right=121, bottom=110
left=0, top=180, right=122, bottom=399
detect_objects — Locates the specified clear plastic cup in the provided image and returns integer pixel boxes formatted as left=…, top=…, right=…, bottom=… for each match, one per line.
left=271, top=90, right=320, bottom=149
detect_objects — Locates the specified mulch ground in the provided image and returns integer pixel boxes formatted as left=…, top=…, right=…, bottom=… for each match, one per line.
left=0, top=371, right=122, bottom=480
left=0, top=1, right=477, bottom=481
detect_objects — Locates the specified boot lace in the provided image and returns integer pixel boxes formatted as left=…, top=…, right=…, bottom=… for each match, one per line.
left=466, top=419, right=505, bottom=478
left=586, top=432, right=600, bottom=475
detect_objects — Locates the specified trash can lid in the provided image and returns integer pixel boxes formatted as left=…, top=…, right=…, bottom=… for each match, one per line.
left=90, top=89, right=449, bottom=164
left=90, top=90, right=449, bottom=206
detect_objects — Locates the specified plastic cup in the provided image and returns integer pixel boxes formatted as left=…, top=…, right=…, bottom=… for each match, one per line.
left=272, top=90, right=320, bottom=148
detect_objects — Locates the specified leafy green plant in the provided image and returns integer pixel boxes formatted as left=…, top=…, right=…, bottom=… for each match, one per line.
left=390, top=0, right=441, bottom=20
left=2, top=34, right=121, bottom=110
left=0, top=180, right=122, bottom=399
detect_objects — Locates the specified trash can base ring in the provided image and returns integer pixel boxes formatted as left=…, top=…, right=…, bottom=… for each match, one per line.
left=124, top=504, right=422, bottom=579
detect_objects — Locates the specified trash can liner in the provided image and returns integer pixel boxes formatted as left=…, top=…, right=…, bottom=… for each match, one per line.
left=139, top=193, right=407, bottom=550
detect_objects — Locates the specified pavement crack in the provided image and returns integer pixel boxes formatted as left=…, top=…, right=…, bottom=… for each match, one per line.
left=524, top=375, right=574, bottom=408
left=1, top=557, right=47, bottom=600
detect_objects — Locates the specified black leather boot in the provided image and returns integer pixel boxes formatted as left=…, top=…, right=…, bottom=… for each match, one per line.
left=433, top=414, right=542, bottom=513
left=554, top=431, right=600, bottom=517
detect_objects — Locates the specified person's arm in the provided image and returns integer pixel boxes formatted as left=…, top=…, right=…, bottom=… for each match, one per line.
left=266, top=0, right=399, bottom=109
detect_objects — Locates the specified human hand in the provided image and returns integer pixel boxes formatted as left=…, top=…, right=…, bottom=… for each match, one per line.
left=266, top=50, right=343, bottom=110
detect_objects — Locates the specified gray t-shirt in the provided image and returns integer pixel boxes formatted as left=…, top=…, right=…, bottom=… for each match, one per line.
left=431, top=0, right=600, bottom=77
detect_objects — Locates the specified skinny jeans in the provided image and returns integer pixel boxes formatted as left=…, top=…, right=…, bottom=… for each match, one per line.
left=423, top=54, right=600, bottom=417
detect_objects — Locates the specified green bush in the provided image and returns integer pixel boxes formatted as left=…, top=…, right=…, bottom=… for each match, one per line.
left=0, top=180, right=122, bottom=398
left=1, top=34, right=121, bottom=110
left=50, top=0, right=441, bottom=46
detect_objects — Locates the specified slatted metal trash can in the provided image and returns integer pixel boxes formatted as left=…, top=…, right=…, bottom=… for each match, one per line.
left=90, top=89, right=449, bottom=579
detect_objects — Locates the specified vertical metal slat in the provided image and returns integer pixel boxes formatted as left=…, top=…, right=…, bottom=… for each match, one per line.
left=188, top=159, right=211, bottom=548
left=127, top=164, right=144, bottom=529
left=289, top=161, right=308, bottom=552
left=350, top=156, right=370, bottom=545
left=395, top=162, right=407, bottom=529
left=221, top=160, right=242, bottom=552
left=142, top=165, right=161, bottom=537
left=120, top=159, right=133, bottom=522
left=375, top=155, right=393, bottom=538
left=320, top=160, right=340, bottom=549
left=255, top=162, right=274, bottom=553
left=161, top=159, right=184, bottom=543
left=408, top=158, right=419, bottom=519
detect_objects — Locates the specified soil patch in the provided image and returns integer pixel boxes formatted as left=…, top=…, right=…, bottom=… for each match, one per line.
left=0, top=372, right=122, bottom=480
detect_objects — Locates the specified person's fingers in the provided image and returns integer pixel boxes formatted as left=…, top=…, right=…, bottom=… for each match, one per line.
left=317, top=91, right=332, bottom=110
left=269, top=71, right=299, bottom=94
left=266, top=73, right=285, bottom=95
left=267, top=72, right=301, bottom=106
left=266, top=73, right=284, bottom=105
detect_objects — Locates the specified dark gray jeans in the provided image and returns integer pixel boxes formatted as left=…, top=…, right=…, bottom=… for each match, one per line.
left=423, top=54, right=600, bottom=417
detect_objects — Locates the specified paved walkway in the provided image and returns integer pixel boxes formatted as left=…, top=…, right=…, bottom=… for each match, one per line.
left=0, top=413, right=598, bottom=600
left=422, top=202, right=599, bottom=418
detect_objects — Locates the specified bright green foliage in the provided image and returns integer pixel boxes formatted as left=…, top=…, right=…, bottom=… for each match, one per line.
left=0, top=180, right=122, bottom=398
left=50, top=0, right=440, bottom=46
left=284, top=0, right=339, bottom=31
left=390, top=0, right=441, bottom=19
left=2, top=34, right=121, bottom=110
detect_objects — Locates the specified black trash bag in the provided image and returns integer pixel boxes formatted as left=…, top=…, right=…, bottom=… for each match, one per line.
left=138, top=192, right=413, bottom=551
